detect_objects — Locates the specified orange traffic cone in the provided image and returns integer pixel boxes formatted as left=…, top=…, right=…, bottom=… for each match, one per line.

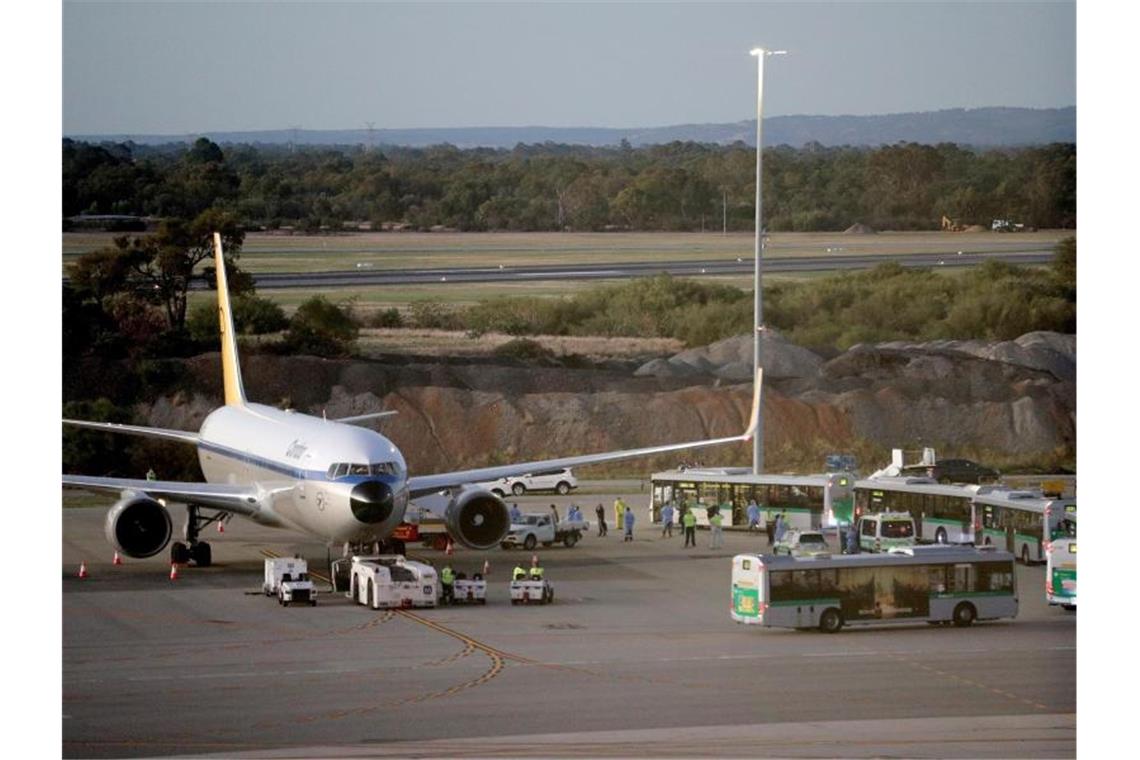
left=445, top=540, right=454, bottom=556
left=217, top=520, right=225, bottom=533
left=169, top=563, right=179, bottom=581
left=77, top=562, right=88, bottom=579
left=482, top=559, right=490, bottom=576
left=113, top=552, right=123, bottom=566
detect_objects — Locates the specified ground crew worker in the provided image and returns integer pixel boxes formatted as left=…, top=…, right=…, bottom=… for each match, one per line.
left=614, top=498, right=626, bottom=532
left=146, top=468, right=156, bottom=481
left=623, top=506, right=635, bottom=542
left=746, top=500, right=760, bottom=532
left=441, top=564, right=455, bottom=604
left=595, top=503, right=607, bottom=536
left=710, top=509, right=724, bottom=549
left=513, top=564, right=527, bottom=580
left=682, top=507, right=697, bottom=548
left=660, top=503, right=674, bottom=538
left=529, top=561, right=544, bottom=580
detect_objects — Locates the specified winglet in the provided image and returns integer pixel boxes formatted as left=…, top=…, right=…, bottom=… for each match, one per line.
left=213, top=232, right=247, bottom=407
left=742, top=368, right=763, bottom=441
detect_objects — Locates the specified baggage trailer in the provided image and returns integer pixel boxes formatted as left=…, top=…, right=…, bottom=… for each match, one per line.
left=349, top=555, right=438, bottom=609
left=510, top=579, right=553, bottom=605
left=263, top=557, right=318, bottom=607
left=445, top=574, right=487, bottom=605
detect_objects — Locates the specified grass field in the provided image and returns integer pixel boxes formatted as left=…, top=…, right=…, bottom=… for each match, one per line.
left=62, top=229, right=1074, bottom=273
left=72, top=229, right=1069, bottom=314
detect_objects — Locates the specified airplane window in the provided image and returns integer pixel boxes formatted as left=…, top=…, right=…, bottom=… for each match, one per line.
left=349, top=463, right=370, bottom=475
left=369, top=462, right=402, bottom=477
left=327, top=464, right=339, bottom=479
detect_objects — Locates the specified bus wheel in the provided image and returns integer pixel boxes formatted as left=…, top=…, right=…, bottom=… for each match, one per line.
left=953, top=602, right=976, bottom=627
left=1020, top=545, right=1030, bottom=565
left=935, top=528, right=947, bottom=544
left=819, top=608, right=843, bottom=634
left=1062, top=604, right=1076, bottom=612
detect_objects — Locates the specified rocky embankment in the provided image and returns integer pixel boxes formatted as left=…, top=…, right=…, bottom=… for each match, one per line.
left=135, top=330, right=1075, bottom=474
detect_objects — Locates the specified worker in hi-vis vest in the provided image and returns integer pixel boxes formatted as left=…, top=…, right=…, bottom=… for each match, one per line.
left=614, top=498, right=626, bottom=530
left=529, top=562, right=544, bottom=580
left=513, top=564, right=528, bottom=580
left=440, top=564, right=455, bottom=603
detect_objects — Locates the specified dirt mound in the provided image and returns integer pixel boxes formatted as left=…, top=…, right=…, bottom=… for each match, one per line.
left=844, top=223, right=877, bottom=234
left=134, top=330, right=1075, bottom=474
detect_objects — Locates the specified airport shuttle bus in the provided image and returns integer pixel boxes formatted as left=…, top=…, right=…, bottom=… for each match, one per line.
left=973, top=489, right=1076, bottom=565
left=731, top=546, right=1018, bottom=633
left=854, top=477, right=979, bottom=545
left=1046, top=505, right=1077, bottom=609
left=651, top=468, right=854, bottom=529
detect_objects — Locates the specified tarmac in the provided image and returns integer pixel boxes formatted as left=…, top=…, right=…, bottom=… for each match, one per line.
left=63, top=490, right=1076, bottom=758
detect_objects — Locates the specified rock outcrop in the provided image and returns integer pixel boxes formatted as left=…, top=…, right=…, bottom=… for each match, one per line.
left=133, top=330, right=1075, bottom=474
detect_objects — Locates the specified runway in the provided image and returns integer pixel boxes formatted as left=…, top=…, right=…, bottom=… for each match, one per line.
left=245, top=248, right=1055, bottom=290
left=62, top=493, right=1075, bottom=758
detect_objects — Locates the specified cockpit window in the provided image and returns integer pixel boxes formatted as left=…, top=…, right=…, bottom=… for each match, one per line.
left=327, top=462, right=404, bottom=480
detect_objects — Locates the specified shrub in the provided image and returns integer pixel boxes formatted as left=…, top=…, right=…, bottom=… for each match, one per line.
left=368, top=307, right=404, bottom=328
left=285, top=296, right=359, bottom=356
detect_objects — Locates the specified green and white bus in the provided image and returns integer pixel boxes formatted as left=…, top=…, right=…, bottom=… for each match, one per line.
left=854, top=477, right=980, bottom=545
left=731, top=546, right=1018, bottom=633
left=1045, top=505, right=1076, bottom=609
left=650, top=468, right=855, bottom=529
left=973, top=489, right=1076, bottom=565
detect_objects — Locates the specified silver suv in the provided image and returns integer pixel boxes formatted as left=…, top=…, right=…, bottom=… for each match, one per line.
left=479, top=468, right=578, bottom=497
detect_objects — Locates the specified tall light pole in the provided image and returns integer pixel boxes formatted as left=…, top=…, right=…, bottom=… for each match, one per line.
left=749, top=47, right=785, bottom=475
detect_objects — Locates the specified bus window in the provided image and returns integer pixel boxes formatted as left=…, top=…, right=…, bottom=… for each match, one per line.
left=951, top=564, right=971, bottom=593
left=929, top=565, right=948, bottom=594
left=861, top=520, right=876, bottom=537
left=976, top=563, right=1015, bottom=593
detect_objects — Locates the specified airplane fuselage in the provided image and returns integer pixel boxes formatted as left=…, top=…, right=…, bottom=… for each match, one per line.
left=196, top=403, right=410, bottom=544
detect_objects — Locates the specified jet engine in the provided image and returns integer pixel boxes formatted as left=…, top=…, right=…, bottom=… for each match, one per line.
left=443, top=487, right=511, bottom=550
left=104, top=495, right=173, bottom=559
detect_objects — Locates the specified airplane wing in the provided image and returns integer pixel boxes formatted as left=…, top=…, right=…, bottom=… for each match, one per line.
left=63, top=475, right=261, bottom=517
left=407, top=371, right=761, bottom=498
left=63, top=419, right=199, bottom=445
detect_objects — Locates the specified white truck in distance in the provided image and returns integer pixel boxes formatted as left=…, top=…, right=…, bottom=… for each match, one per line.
left=501, top=513, right=588, bottom=550
left=477, top=468, right=578, bottom=496
left=349, top=555, right=438, bottom=609
left=263, top=557, right=317, bottom=607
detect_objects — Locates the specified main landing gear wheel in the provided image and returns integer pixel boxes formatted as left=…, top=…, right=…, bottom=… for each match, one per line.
left=192, top=542, right=212, bottom=568
left=171, top=542, right=191, bottom=565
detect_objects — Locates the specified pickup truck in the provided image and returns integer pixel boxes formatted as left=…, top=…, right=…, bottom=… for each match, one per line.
left=501, top=513, right=588, bottom=550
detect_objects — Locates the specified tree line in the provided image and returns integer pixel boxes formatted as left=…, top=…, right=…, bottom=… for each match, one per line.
left=64, top=137, right=1076, bottom=232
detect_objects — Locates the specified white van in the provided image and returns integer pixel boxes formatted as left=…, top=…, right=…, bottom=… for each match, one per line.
left=858, top=512, right=917, bottom=553
left=477, top=468, right=578, bottom=497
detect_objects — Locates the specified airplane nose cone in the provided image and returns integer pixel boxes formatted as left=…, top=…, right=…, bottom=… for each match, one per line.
left=350, top=480, right=394, bottom=524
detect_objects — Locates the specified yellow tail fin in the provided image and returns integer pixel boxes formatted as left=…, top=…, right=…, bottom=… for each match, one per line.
left=213, top=232, right=247, bottom=407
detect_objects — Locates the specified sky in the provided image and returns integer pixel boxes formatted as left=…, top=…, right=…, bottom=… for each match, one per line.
left=62, top=0, right=1076, bottom=135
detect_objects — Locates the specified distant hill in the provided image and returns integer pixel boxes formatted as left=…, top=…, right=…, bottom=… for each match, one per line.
left=70, top=106, right=1074, bottom=149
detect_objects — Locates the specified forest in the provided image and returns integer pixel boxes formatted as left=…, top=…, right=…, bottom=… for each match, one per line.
left=63, top=137, right=1076, bottom=233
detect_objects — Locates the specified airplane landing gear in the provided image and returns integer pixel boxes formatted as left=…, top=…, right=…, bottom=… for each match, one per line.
left=171, top=505, right=224, bottom=567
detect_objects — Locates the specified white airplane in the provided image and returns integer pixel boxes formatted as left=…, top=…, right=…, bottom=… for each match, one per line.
left=64, top=233, right=760, bottom=569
